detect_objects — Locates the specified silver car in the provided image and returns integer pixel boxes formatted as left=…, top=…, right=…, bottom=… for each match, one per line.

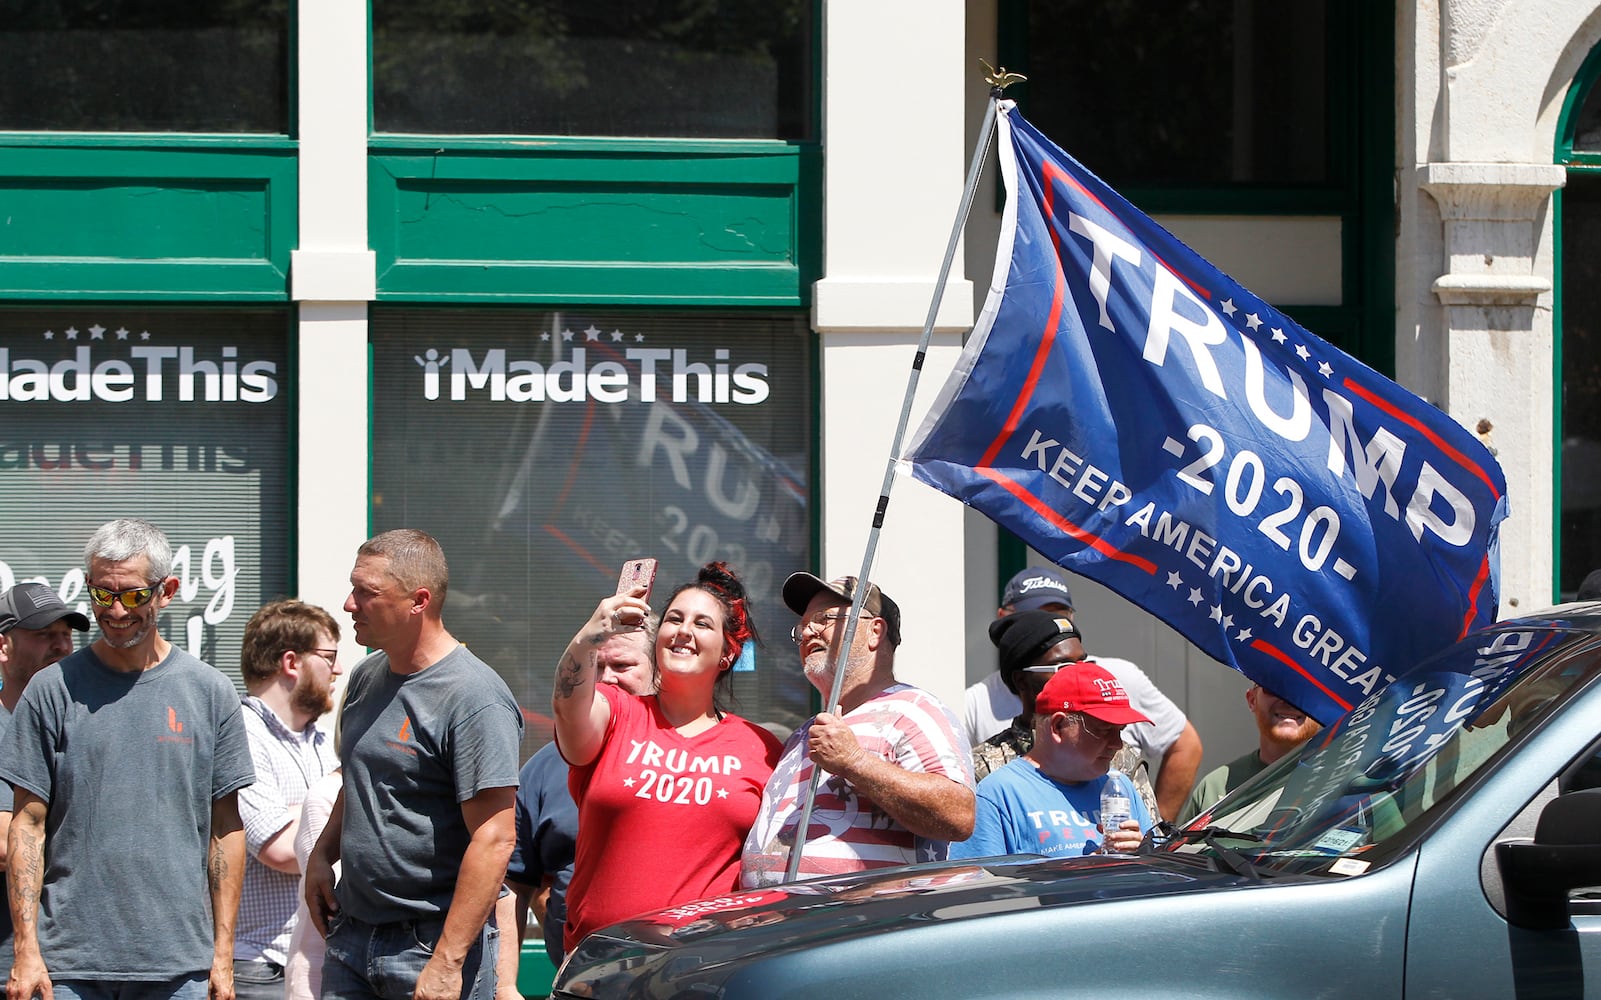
left=553, top=606, right=1601, bottom=999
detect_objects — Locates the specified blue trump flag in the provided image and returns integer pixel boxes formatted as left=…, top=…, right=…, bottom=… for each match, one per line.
left=905, top=105, right=1508, bottom=724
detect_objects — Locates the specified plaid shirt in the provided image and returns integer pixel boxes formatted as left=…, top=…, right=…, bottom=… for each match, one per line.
left=236, top=697, right=338, bottom=965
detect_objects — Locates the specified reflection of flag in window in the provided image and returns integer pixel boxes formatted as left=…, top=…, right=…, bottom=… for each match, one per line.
left=905, top=105, right=1507, bottom=725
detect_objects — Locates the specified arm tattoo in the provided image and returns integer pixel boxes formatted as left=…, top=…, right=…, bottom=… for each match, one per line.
left=207, top=839, right=229, bottom=891
left=555, top=651, right=586, bottom=700
left=10, top=827, right=42, bottom=932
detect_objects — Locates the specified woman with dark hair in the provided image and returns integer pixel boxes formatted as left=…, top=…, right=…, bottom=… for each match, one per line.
left=553, top=561, right=783, bottom=953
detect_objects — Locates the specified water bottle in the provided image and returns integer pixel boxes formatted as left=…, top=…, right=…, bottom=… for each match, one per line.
left=1100, top=778, right=1133, bottom=851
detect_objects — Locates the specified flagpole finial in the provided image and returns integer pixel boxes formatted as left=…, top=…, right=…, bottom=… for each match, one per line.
left=980, top=58, right=1027, bottom=94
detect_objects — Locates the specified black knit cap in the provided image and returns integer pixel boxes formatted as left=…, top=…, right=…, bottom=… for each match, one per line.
left=988, top=609, right=1082, bottom=694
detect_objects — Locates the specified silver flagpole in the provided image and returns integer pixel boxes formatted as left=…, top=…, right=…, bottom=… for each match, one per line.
left=783, top=64, right=1025, bottom=883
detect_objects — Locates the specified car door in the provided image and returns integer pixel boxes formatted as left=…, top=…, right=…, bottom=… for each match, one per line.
left=1403, top=676, right=1601, bottom=999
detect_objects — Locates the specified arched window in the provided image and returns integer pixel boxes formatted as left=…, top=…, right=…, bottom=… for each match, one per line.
left=1555, top=45, right=1601, bottom=596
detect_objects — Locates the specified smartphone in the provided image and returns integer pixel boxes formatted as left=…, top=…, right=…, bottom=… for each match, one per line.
left=616, top=558, right=658, bottom=603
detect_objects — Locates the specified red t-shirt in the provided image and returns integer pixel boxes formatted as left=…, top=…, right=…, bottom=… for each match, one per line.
left=563, top=685, right=782, bottom=951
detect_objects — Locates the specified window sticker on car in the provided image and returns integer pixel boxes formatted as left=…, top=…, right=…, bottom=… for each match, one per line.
left=1328, top=858, right=1371, bottom=876
left=1311, top=826, right=1366, bottom=855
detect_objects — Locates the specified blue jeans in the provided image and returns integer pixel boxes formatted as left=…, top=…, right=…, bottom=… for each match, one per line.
left=53, top=975, right=207, bottom=1000
left=230, top=958, right=285, bottom=1000
left=321, top=912, right=498, bottom=1000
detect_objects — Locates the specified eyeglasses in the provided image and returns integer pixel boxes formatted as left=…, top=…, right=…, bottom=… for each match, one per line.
left=86, top=582, right=163, bottom=609
left=790, top=611, right=879, bottom=644
left=1021, top=660, right=1083, bottom=675
left=1073, top=714, right=1125, bottom=744
left=305, top=648, right=339, bottom=666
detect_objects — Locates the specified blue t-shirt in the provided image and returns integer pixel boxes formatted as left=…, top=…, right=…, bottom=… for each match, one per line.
left=950, top=759, right=1151, bottom=859
left=505, top=741, right=576, bottom=964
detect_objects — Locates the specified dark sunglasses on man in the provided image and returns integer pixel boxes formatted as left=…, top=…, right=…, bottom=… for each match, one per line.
left=86, top=582, right=163, bottom=609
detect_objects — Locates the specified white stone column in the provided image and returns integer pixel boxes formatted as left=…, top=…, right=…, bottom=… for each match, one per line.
left=1419, top=162, right=1565, bottom=614
left=293, top=0, right=374, bottom=647
left=813, top=0, right=974, bottom=710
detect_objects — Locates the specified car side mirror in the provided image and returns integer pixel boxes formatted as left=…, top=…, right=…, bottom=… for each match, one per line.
left=1497, top=788, right=1601, bottom=930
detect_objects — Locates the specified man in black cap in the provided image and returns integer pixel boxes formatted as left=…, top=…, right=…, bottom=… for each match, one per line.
left=0, top=583, right=90, bottom=977
left=0, top=584, right=89, bottom=716
left=739, top=573, right=975, bottom=887
left=963, top=565, right=1203, bottom=821
left=971, top=610, right=1158, bottom=819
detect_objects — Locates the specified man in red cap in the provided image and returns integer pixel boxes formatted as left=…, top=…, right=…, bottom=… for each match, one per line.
left=950, top=662, right=1153, bottom=859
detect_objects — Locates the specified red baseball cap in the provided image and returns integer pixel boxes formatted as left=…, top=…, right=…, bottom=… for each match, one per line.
left=1034, top=661, right=1151, bottom=725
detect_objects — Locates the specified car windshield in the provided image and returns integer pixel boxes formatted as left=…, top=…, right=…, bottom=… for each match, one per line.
left=1169, top=622, right=1601, bottom=876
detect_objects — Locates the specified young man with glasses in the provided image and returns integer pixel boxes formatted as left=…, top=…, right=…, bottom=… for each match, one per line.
left=951, top=662, right=1154, bottom=860
left=0, top=519, right=255, bottom=1000
left=232, top=601, right=344, bottom=1000
left=740, top=573, right=975, bottom=888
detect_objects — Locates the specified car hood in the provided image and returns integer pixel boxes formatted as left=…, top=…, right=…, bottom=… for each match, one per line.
left=555, top=852, right=1286, bottom=995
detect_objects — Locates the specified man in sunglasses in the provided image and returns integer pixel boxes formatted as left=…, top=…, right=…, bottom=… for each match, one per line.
left=232, top=601, right=344, bottom=1000
left=1177, top=683, right=1321, bottom=825
left=0, top=519, right=255, bottom=1000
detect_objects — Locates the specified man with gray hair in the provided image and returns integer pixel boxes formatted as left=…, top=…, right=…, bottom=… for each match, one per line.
left=305, top=529, right=521, bottom=1000
left=0, top=519, right=255, bottom=1000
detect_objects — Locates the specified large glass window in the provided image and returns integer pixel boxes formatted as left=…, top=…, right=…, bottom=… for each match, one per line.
left=1008, top=0, right=1330, bottom=186
left=0, top=307, right=292, bottom=688
left=1560, top=173, right=1601, bottom=595
left=370, top=307, right=813, bottom=755
left=373, top=0, right=813, bottom=139
left=0, top=1, right=289, bottom=133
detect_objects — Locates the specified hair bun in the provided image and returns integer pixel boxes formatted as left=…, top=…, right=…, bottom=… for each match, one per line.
left=697, top=561, right=747, bottom=603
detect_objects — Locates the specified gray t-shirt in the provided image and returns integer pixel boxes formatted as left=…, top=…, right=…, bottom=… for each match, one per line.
left=0, top=646, right=254, bottom=979
left=335, top=645, right=522, bottom=924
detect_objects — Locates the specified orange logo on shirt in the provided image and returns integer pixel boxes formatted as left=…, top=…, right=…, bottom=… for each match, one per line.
left=385, top=715, right=418, bottom=756
left=158, top=706, right=194, bottom=745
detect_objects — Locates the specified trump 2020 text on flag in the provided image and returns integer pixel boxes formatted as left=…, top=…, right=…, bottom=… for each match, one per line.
left=904, top=105, right=1508, bottom=725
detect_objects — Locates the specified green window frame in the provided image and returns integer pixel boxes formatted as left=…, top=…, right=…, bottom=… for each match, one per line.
left=0, top=2, right=298, bottom=302
left=1550, top=40, right=1601, bottom=595
left=0, top=136, right=297, bottom=301
left=366, top=5, right=822, bottom=307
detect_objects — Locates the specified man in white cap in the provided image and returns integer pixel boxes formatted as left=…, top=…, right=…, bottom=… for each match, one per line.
left=740, top=573, right=974, bottom=887
left=963, top=565, right=1203, bottom=820
left=0, top=583, right=90, bottom=976
left=952, top=662, right=1155, bottom=859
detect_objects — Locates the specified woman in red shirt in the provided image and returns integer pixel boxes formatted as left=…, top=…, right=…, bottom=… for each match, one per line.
left=552, top=561, right=783, bottom=954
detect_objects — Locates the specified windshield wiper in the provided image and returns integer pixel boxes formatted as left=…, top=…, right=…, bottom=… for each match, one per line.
left=1150, top=823, right=1263, bottom=879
